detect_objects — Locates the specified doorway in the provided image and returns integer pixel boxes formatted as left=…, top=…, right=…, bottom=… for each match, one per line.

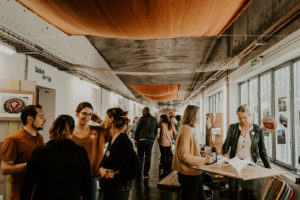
left=36, top=86, right=56, bottom=142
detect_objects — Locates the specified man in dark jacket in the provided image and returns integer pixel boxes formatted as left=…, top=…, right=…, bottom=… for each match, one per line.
left=134, top=107, right=157, bottom=179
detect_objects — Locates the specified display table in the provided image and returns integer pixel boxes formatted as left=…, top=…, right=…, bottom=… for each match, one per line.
left=192, top=162, right=286, bottom=200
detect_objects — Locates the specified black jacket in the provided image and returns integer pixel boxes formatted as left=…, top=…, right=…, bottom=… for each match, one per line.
left=100, top=133, right=141, bottom=189
left=222, top=123, right=271, bottom=168
left=134, top=113, right=158, bottom=140
left=21, top=139, right=91, bottom=200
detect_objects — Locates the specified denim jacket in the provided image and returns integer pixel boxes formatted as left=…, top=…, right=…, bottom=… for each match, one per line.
left=222, top=123, right=271, bottom=168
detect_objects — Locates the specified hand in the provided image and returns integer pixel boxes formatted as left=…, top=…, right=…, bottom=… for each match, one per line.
left=107, top=170, right=119, bottom=179
left=223, top=154, right=229, bottom=159
left=99, top=167, right=109, bottom=179
left=205, top=157, right=215, bottom=164
left=91, top=113, right=102, bottom=123
left=134, top=140, right=138, bottom=147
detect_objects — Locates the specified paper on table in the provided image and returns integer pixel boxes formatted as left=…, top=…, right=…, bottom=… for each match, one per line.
left=220, top=157, right=256, bottom=175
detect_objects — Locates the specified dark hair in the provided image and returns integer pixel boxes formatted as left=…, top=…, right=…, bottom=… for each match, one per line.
left=49, top=115, right=75, bottom=142
left=76, top=102, right=93, bottom=113
left=107, top=107, right=129, bottom=130
left=160, top=114, right=172, bottom=130
left=143, top=107, right=150, bottom=115
left=21, top=104, right=42, bottom=125
left=236, top=104, right=250, bottom=114
left=175, top=115, right=182, bottom=121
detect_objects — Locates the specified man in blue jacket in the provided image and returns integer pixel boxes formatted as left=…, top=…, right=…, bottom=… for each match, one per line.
left=134, top=107, right=157, bottom=179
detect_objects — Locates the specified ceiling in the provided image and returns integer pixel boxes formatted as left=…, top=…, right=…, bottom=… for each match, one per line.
left=1, top=0, right=299, bottom=107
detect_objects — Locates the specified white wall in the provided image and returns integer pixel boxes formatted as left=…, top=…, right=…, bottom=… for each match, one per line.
left=0, top=52, right=25, bottom=80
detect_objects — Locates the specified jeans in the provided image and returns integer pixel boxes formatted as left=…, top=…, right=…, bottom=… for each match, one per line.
left=159, top=145, right=172, bottom=174
left=137, top=139, right=154, bottom=176
left=178, top=173, right=205, bottom=200
left=102, top=182, right=131, bottom=200
left=91, top=177, right=99, bottom=200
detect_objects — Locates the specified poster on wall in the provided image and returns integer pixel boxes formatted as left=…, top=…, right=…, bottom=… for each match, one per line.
left=206, top=113, right=223, bottom=150
left=277, top=129, right=286, bottom=144
left=279, top=114, right=288, bottom=128
left=0, top=89, right=35, bottom=121
left=278, top=97, right=287, bottom=112
left=262, top=117, right=277, bottom=133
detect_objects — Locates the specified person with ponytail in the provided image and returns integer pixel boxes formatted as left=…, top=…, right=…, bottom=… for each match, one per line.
left=99, top=107, right=141, bottom=200
left=21, top=115, right=91, bottom=200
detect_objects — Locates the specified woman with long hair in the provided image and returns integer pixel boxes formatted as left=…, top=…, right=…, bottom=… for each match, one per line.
left=172, top=105, right=214, bottom=200
left=157, top=114, right=177, bottom=176
left=99, top=107, right=141, bottom=200
left=71, top=102, right=111, bottom=200
left=21, top=115, right=91, bottom=200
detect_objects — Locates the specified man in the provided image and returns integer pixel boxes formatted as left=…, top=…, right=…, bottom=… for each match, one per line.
left=130, top=116, right=139, bottom=139
left=134, top=107, right=157, bottom=179
left=1, top=104, right=46, bottom=200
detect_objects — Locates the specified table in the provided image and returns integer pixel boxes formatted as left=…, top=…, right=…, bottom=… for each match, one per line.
left=192, top=162, right=286, bottom=200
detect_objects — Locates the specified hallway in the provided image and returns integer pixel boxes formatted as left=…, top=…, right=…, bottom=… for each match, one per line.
left=129, top=142, right=178, bottom=200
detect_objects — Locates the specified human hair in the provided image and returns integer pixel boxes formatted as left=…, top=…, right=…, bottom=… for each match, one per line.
left=236, top=104, right=251, bottom=114
left=76, top=102, right=93, bottom=113
left=49, top=115, right=75, bottom=142
left=160, top=114, right=172, bottom=130
left=107, top=107, right=129, bottom=130
left=21, top=104, right=42, bottom=125
left=182, top=105, right=200, bottom=127
left=175, top=115, right=182, bottom=121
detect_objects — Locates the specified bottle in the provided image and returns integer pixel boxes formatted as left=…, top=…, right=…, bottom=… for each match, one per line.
left=211, top=146, right=217, bottom=163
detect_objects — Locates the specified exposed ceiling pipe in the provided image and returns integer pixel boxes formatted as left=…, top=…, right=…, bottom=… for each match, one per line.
left=71, top=58, right=240, bottom=76
left=182, top=1, right=300, bottom=104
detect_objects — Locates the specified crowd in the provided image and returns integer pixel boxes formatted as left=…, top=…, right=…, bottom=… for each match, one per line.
left=0, top=102, right=269, bottom=200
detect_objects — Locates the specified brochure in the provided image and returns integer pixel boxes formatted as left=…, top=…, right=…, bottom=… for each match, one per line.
left=218, top=156, right=256, bottom=175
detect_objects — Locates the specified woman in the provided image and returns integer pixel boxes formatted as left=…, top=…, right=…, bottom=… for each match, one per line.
left=99, top=107, right=141, bottom=200
left=71, top=102, right=111, bottom=200
left=21, top=115, right=91, bottom=200
left=172, top=105, right=214, bottom=200
left=222, top=104, right=270, bottom=200
left=157, top=114, right=177, bottom=176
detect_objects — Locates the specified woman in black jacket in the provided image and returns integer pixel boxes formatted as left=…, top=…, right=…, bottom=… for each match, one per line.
left=222, top=104, right=270, bottom=200
left=21, top=115, right=91, bottom=200
left=99, top=107, right=141, bottom=200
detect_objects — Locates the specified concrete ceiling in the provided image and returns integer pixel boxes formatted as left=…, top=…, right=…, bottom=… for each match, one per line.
left=86, top=0, right=300, bottom=106
left=0, top=0, right=299, bottom=107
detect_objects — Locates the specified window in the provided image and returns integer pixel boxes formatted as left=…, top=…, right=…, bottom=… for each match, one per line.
left=240, top=82, right=248, bottom=105
left=260, top=72, right=272, bottom=157
left=274, top=66, right=291, bottom=165
left=208, top=92, right=223, bottom=113
left=249, top=78, right=259, bottom=124
left=294, top=60, right=300, bottom=171
left=239, top=59, right=300, bottom=172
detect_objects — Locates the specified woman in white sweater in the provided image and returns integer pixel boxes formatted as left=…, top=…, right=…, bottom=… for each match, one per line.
left=172, top=105, right=214, bottom=200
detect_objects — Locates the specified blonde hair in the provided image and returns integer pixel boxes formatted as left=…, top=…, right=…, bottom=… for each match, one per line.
left=236, top=104, right=251, bottom=114
left=182, top=105, right=200, bottom=127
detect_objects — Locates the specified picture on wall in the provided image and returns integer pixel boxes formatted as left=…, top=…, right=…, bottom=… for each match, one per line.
left=278, top=97, right=287, bottom=112
left=0, top=89, right=36, bottom=121
left=277, top=129, right=286, bottom=144
left=279, top=114, right=288, bottom=128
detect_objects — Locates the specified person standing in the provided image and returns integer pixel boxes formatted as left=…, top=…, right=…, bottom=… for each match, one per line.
left=130, top=117, right=139, bottom=139
left=1, top=105, right=46, bottom=200
left=20, top=115, right=91, bottom=200
left=222, top=104, right=270, bottom=200
left=71, top=102, right=111, bottom=200
left=172, top=105, right=214, bottom=200
left=157, top=114, right=177, bottom=176
left=99, top=108, right=140, bottom=200
left=134, top=107, right=158, bottom=179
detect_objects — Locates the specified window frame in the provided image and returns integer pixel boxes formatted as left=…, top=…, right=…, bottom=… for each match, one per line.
left=238, top=59, right=299, bottom=173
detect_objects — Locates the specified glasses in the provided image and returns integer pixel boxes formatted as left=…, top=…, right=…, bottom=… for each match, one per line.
left=80, top=112, right=92, bottom=117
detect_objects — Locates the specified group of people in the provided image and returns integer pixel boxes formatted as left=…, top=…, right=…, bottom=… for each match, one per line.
left=1, top=102, right=140, bottom=200
left=0, top=101, right=270, bottom=200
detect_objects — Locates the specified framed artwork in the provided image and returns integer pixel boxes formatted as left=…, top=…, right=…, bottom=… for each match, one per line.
left=0, top=89, right=36, bottom=121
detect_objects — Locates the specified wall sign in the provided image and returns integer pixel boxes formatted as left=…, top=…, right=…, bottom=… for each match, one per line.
left=34, top=66, right=52, bottom=82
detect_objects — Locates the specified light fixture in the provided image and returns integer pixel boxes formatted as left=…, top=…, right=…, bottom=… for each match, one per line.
left=0, top=41, right=15, bottom=55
